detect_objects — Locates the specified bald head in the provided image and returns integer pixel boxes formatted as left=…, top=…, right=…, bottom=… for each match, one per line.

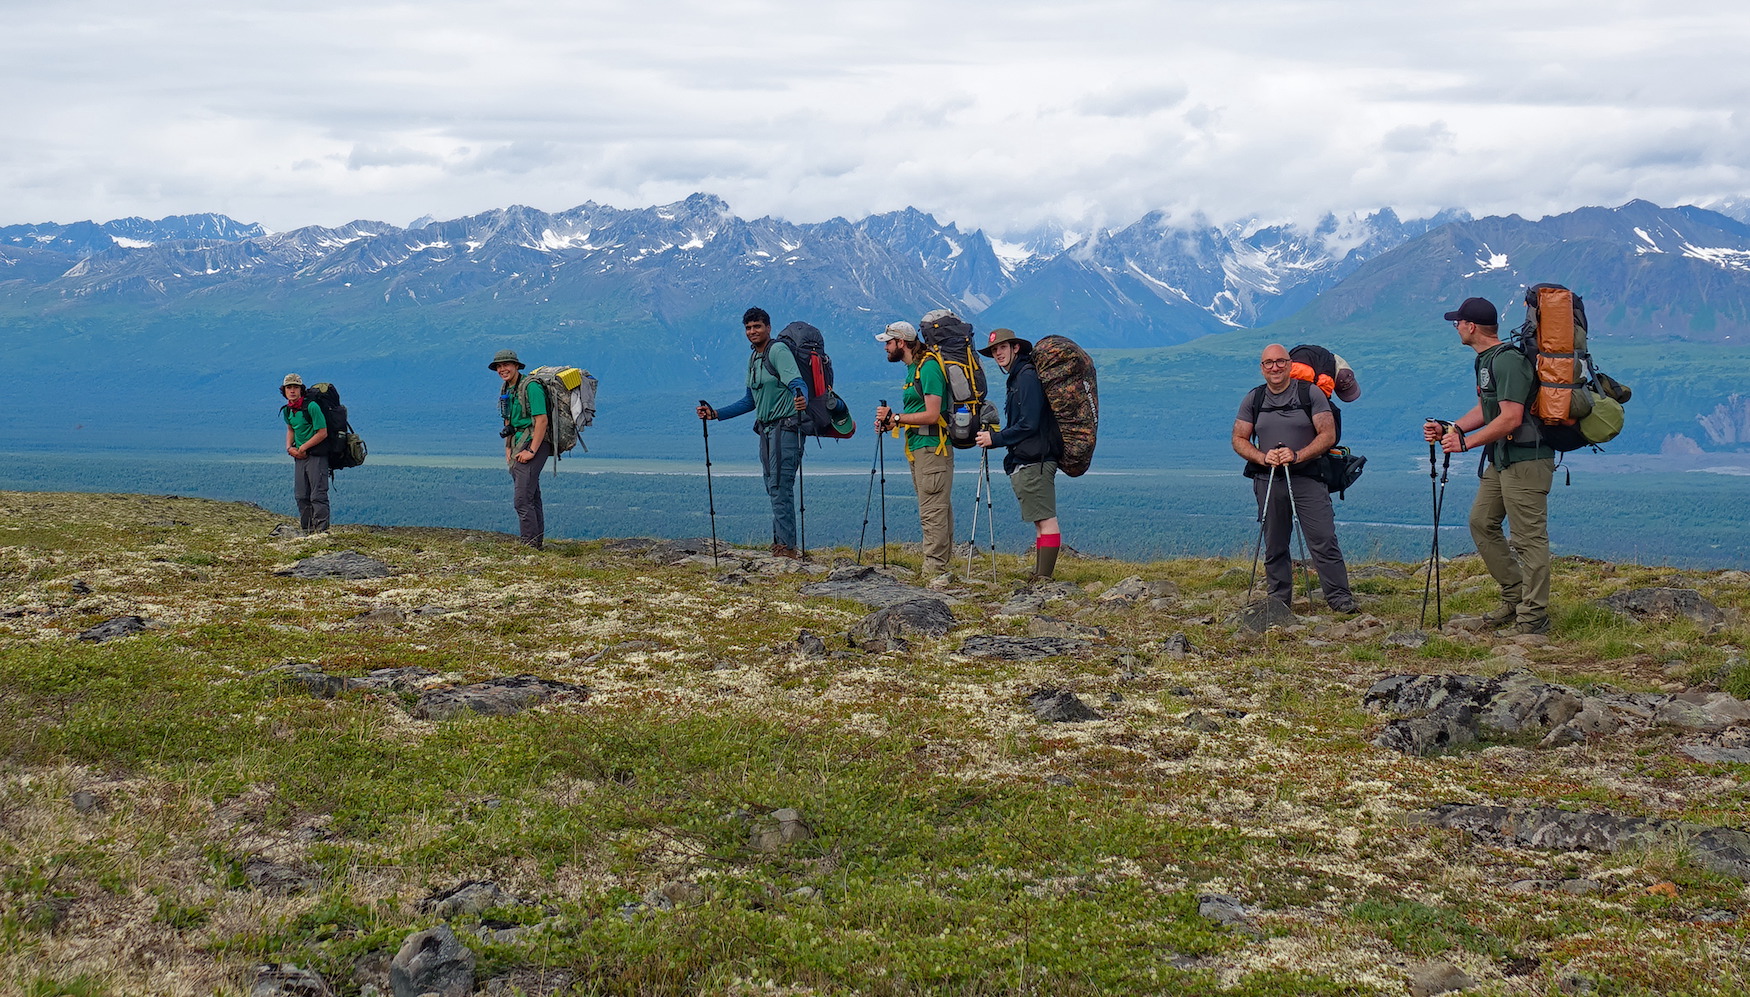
left=1260, top=344, right=1292, bottom=388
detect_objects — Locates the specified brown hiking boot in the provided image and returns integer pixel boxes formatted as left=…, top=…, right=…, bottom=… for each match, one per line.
left=1481, top=603, right=1517, bottom=626
left=771, top=543, right=801, bottom=559
left=1497, top=616, right=1550, bottom=637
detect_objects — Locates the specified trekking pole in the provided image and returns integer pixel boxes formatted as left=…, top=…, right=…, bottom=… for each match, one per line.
left=967, top=448, right=982, bottom=579
left=699, top=401, right=719, bottom=570
left=1246, top=463, right=1278, bottom=604
left=982, top=449, right=997, bottom=582
left=878, top=419, right=889, bottom=567
left=795, top=430, right=807, bottom=559
left=1419, top=437, right=1438, bottom=627
left=1282, top=461, right=1314, bottom=608
left=856, top=405, right=884, bottom=564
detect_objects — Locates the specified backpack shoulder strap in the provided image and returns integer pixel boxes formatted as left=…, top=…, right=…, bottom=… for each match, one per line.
left=1244, top=384, right=1265, bottom=425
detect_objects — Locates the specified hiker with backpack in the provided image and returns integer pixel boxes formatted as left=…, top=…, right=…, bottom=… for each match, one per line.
left=278, top=373, right=330, bottom=533
left=694, top=306, right=810, bottom=560
left=873, top=320, right=955, bottom=588
left=1232, top=344, right=1357, bottom=614
left=974, top=329, right=1064, bottom=582
left=1424, top=297, right=1554, bottom=636
left=492, top=349, right=550, bottom=550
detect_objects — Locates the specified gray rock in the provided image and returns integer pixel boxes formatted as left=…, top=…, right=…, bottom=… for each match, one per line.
left=77, top=615, right=150, bottom=642
left=414, top=675, right=589, bottom=721
left=1681, top=744, right=1750, bottom=764
left=958, top=635, right=1091, bottom=660
left=1374, top=715, right=1478, bottom=755
left=580, top=640, right=657, bottom=664
left=350, top=667, right=440, bottom=693
left=251, top=964, right=335, bottom=997
left=1385, top=630, right=1430, bottom=649
left=1099, top=576, right=1178, bottom=604
left=1196, top=893, right=1251, bottom=929
left=412, top=604, right=451, bottom=616
left=419, top=881, right=506, bottom=919
left=1417, top=803, right=1750, bottom=881
left=70, top=789, right=105, bottom=814
left=1161, top=633, right=1197, bottom=658
left=268, top=524, right=307, bottom=539
left=800, top=566, right=955, bottom=608
left=750, top=808, right=813, bottom=853
left=277, top=662, right=437, bottom=698
left=1232, top=598, right=1294, bottom=633
left=1596, top=587, right=1725, bottom=627
left=1182, top=711, right=1223, bottom=734
left=1027, top=687, right=1104, bottom=723
left=68, top=579, right=91, bottom=595
left=849, top=598, right=956, bottom=649
left=792, top=631, right=829, bottom=658
left=389, top=925, right=475, bottom=997
left=1407, top=961, right=1476, bottom=997
left=244, top=857, right=319, bottom=896
left=642, top=880, right=704, bottom=911
left=277, top=551, right=393, bottom=580
left=350, top=606, right=406, bottom=628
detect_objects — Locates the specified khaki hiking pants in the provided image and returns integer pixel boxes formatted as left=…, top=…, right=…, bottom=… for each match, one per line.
left=910, top=447, right=954, bottom=576
left=1470, top=457, right=1554, bottom=624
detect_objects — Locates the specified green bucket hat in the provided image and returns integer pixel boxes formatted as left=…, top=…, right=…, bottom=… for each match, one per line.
left=827, top=393, right=856, bottom=437
left=488, top=349, right=526, bottom=371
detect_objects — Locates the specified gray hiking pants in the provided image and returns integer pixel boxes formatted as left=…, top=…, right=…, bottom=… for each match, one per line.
left=509, top=442, right=551, bottom=548
left=1253, top=464, right=1351, bottom=608
left=293, top=455, right=330, bottom=532
left=757, top=420, right=802, bottom=549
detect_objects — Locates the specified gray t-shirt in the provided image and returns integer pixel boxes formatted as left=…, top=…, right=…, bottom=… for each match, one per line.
left=1237, top=382, right=1331, bottom=452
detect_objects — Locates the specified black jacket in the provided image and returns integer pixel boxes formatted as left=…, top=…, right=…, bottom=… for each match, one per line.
left=988, top=355, right=1061, bottom=474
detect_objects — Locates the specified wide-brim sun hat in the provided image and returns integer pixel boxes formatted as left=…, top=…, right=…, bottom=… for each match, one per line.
left=977, top=327, right=1031, bottom=357
left=488, top=349, right=526, bottom=371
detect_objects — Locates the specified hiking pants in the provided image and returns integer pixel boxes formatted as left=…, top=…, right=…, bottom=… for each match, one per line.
left=1253, top=466, right=1351, bottom=608
left=909, top=447, right=954, bottom=576
left=293, top=454, right=330, bottom=532
left=1470, top=457, right=1553, bottom=624
left=757, top=421, right=802, bottom=549
left=509, top=441, right=551, bottom=548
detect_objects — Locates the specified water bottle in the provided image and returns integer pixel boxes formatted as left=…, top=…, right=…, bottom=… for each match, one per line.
left=953, top=404, right=973, bottom=440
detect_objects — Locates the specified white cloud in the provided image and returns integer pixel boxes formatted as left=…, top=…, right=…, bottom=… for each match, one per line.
left=2, top=0, right=1749, bottom=236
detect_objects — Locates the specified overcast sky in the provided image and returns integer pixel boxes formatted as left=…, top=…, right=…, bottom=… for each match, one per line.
left=5, top=0, right=1748, bottom=237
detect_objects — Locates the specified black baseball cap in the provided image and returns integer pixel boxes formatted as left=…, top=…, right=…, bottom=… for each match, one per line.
left=1443, top=297, right=1497, bottom=325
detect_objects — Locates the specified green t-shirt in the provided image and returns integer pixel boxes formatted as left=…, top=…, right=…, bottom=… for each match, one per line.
left=281, top=401, right=327, bottom=448
left=503, top=374, right=549, bottom=449
left=903, top=355, right=948, bottom=453
left=1476, top=343, right=1554, bottom=464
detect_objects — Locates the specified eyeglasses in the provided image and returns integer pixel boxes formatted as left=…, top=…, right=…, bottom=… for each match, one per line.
left=1260, top=359, right=1290, bottom=367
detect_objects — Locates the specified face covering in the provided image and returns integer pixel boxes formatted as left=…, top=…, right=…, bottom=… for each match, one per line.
left=286, top=395, right=307, bottom=411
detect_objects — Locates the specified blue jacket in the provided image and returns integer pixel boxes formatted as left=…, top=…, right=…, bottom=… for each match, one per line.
left=988, top=355, right=1061, bottom=474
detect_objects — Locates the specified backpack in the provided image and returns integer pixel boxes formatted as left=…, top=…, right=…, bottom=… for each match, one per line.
left=1242, top=379, right=1364, bottom=497
left=303, top=382, right=367, bottom=471
left=1031, top=335, right=1099, bottom=477
left=515, top=366, right=597, bottom=461
left=1287, top=344, right=1343, bottom=443
left=765, top=321, right=853, bottom=439
left=1506, top=283, right=1633, bottom=451
left=919, top=310, right=998, bottom=449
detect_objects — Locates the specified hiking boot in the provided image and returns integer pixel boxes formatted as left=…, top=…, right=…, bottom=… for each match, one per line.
left=1497, top=616, right=1550, bottom=637
left=771, top=543, right=801, bottom=560
left=1327, top=598, right=1359, bottom=615
left=1481, top=603, right=1517, bottom=626
left=926, top=572, right=954, bottom=591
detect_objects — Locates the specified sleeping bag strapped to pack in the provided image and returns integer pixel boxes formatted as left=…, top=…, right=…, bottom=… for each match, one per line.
left=919, top=309, right=998, bottom=449
left=767, top=321, right=854, bottom=439
left=1509, top=283, right=1632, bottom=451
left=304, top=382, right=367, bottom=470
left=1031, top=335, right=1098, bottom=477
left=1286, top=343, right=1349, bottom=443
left=521, top=366, right=598, bottom=462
